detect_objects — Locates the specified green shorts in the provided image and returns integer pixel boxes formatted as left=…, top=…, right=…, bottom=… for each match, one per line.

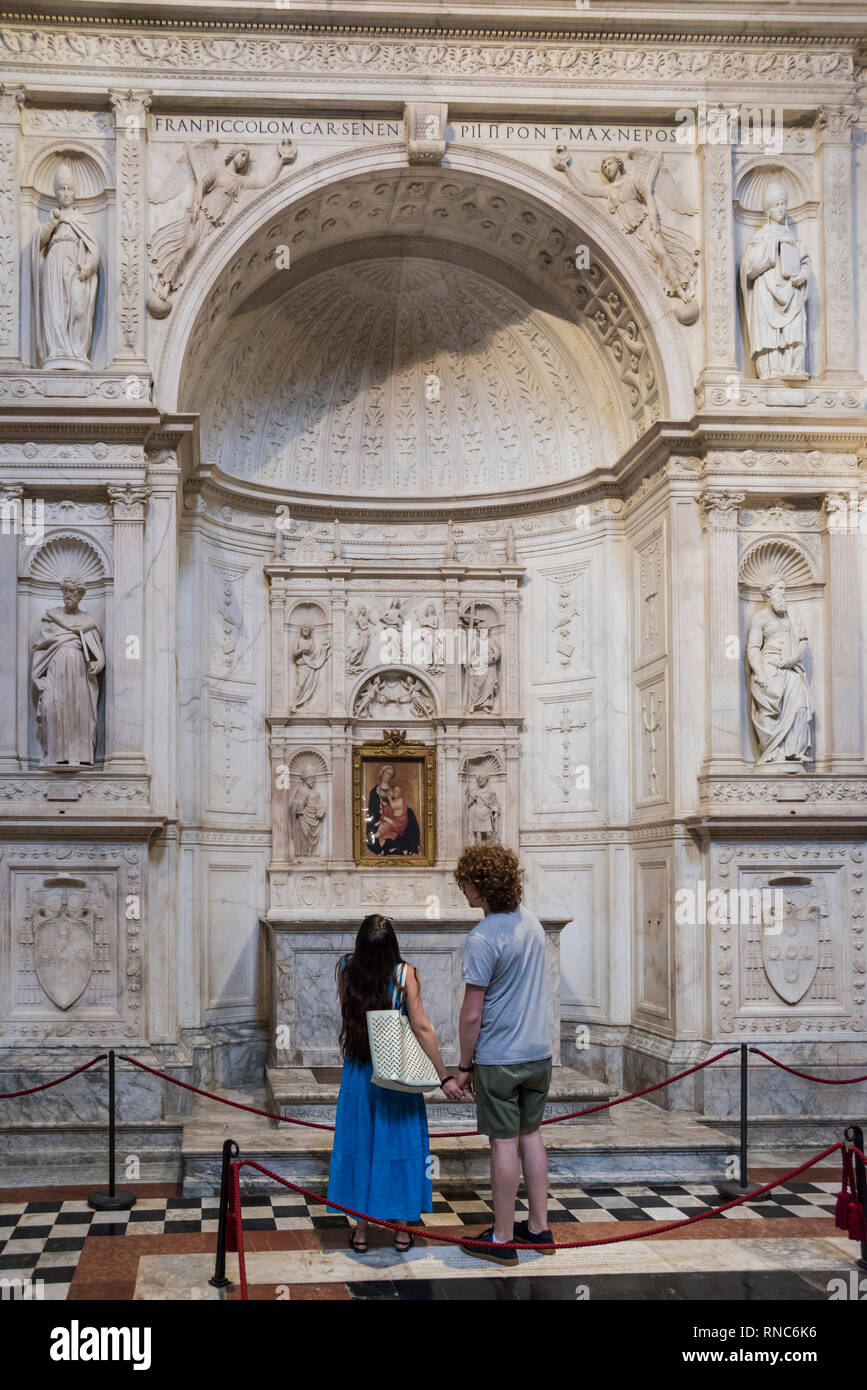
left=474, top=1058, right=553, bottom=1139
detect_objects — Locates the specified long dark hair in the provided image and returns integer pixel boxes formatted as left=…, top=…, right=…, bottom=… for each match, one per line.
left=337, top=914, right=403, bottom=1064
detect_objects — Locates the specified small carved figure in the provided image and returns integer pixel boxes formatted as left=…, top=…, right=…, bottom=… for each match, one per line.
left=346, top=604, right=374, bottom=671
left=289, top=773, right=326, bottom=857
left=290, top=624, right=331, bottom=712
left=466, top=774, right=500, bottom=845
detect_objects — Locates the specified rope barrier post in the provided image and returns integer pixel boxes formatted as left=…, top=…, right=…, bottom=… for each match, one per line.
left=210, top=1139, right=239, bottom=1289
left=844, top=1125, right=867, bottom=1273
left=87, top=1050, right=137, bottom=1211
left=715, top=1044, right=771, bottom=1201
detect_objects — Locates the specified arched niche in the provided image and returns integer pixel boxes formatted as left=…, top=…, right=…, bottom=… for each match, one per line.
left=19, top=530, right=112, bottom=768
left=19, top=144, right=111, bottom=370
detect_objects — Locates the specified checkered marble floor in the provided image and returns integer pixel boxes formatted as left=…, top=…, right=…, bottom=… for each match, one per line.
left=0, top=1179, right=841, bottom=1300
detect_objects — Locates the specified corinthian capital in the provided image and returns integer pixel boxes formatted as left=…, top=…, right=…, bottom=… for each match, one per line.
left=108, top=483, right=150, bottom=521
left=814, top=105, right=860, bottom=141
left=699, top=490, right=745, bottom=532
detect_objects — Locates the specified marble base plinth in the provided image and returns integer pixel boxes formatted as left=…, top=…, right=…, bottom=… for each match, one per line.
left=262, top=912, right=566, bottom=1069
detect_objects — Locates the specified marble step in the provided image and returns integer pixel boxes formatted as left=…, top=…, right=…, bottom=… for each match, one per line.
left=264, top=1065, right=615, bottom=1129
left=180, top=1092, right=732, bottom=1196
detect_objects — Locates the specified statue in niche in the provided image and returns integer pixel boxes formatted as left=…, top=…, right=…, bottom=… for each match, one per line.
left=33, top=164, right=100, bottom=369
left=147, top=139, right=297, bottom=317
left=552, top=146, right=699, bottom=324
left=381, top=597, right=403, bottom=632
left=289, top=773, right=326, bottom=857
left=461, top=611, right=501, bottom=712
left=346, top=604, right=375, bottom=672
left=418, top=602, right=443, bottom=672
left=289, top=624, right=331, bottom=713
left=466, top=774, right=501, bottom=845
left=739, top=182, right=809, bottom=381
left=746, top=579, right=814, bottom=766
left=31, top=576, right=105, bottom=766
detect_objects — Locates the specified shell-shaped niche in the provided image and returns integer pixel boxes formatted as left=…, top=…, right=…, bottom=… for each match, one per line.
left=739, top=538, right=815, bottom=596
left=289, top=749, right=329, bottom=780
left=25, top=534, right=107, bottom=586
left=735, top=164, right=807, bottom=215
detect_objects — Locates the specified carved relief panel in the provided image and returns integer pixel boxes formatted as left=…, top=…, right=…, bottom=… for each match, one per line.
left=714, top=846, right=863, bottom=1034
left=2, top=844, right=144, bottom=1041
left=537, top=694, right=594, bottom=814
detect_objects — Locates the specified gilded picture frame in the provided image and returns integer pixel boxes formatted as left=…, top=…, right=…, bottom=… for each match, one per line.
left=352, top=730, right=437, bottom=867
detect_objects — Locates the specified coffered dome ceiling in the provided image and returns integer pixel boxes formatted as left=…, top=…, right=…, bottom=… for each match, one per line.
left=195, top=254, right=624, bottom=497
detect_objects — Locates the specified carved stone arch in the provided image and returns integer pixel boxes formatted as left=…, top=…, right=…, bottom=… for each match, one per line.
left=287, top=599, right=328, bottom=629
left=738, top=536, right=819, bottom=602
left=156, top=144, right=691, bottom=430
left=21, top=529, right=112, bottom=584
left=351, top=665, right=438, bottom=718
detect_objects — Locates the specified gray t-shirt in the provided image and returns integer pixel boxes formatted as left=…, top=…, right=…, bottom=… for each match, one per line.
left=461, top=906, right=552, bottom=1065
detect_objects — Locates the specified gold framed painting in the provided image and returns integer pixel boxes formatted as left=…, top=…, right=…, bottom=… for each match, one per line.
left=352, top=731, right=437, bottom=866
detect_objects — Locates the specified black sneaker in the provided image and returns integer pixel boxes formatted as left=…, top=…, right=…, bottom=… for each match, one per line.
left=514, top=1219, right=556, bottom=1254
left=459, top=1225, right=519, bottom=1266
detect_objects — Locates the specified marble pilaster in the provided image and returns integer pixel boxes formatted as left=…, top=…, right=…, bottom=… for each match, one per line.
left=813, top=106, right=861, bottom=383
left=107, top=482, right=149, bottom=769
left=108, top=89, right=151, bottom=367
left=700, top=490, right=745, bottom=770
left=0, top=86, right=24, bottom=363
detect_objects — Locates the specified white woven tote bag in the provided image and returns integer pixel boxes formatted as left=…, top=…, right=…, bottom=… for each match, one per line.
left=367, top=963, right=440, bottom=1093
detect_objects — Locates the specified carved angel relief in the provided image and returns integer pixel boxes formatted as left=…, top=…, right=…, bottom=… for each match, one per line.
left=552, top=146, right=700, bottom=324
left=147, top=138, right=297, bottom=317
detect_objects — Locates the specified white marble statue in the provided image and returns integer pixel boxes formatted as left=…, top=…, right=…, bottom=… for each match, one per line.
left=399, top=675, right=435, bottom=717
left=289, top=773, right=326, bottom=857
left=739, top=182, right=809, bottom=381
left=746, top=579, right=814, bottom=765
left=466, top=774, right=501, bottom=844
left=465, top=624, right=501, bottom=712
left=147, top=139, right=296, bottom=316
left=346, top=604, right=374, bottom=671
left=289, top=625, right=331, bottom=712
left=31, top=576, right=105, bottom=766
left=33, top=164, right=100, bottom=368
left=552, top=145, right=699, bottom=323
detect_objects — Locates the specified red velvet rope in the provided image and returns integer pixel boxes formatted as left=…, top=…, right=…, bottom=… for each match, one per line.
left=750, top=1048, right=867, bottom=1085
left=0, top=1054, right=106, bottom=1099
left=120, top=1055, right=337, bottom=1129
left=119, top=1048, right=739, bottom=1137
left=223, top=1140, right=846, bottom=1298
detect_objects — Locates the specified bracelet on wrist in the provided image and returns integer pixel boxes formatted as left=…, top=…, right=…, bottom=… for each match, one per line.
left=458, top=1063, right=474, bottom=1072
left=439, top=1075, right=455, bottom=1088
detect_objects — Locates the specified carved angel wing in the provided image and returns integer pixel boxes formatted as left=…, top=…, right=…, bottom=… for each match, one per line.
left=628, top=151, right=696, bottom=216
left=148, top=147, right=195, bottom=205
left=187, top=139, right=222, bottom=189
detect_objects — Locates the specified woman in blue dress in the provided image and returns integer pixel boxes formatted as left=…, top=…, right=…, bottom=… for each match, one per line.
left=327, top=913, right=465, bottom=1252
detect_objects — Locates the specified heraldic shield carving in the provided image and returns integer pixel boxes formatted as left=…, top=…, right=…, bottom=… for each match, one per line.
left=762, top=876, right=823, bottom=1006
left=33, top=877, right=95, bottom=1011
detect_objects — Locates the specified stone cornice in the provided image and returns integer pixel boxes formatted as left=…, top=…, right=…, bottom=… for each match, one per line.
left=0, top=19, right=860, bottom=104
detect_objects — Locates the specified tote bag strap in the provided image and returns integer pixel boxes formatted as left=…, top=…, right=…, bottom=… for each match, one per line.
left=390, top=961, right=408, bottom=1012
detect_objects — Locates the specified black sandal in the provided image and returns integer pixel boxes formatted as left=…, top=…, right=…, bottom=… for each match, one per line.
left=349, top=1229, right=369, bottom=1253
left=394, top=1231, right=415, bottom=1253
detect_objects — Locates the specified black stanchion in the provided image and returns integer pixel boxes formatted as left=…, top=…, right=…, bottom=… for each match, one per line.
left=716, top=1043, right=772, bottom=1201
left=210, top=1138, right=240, bottom=1289
left=87, top=1050, right=137, bottom=1211
left=845, top=1124, right=867, bottom=1273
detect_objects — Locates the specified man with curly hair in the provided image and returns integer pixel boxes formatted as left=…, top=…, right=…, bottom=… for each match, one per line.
left=453, top=844, right=554, bottom=1264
